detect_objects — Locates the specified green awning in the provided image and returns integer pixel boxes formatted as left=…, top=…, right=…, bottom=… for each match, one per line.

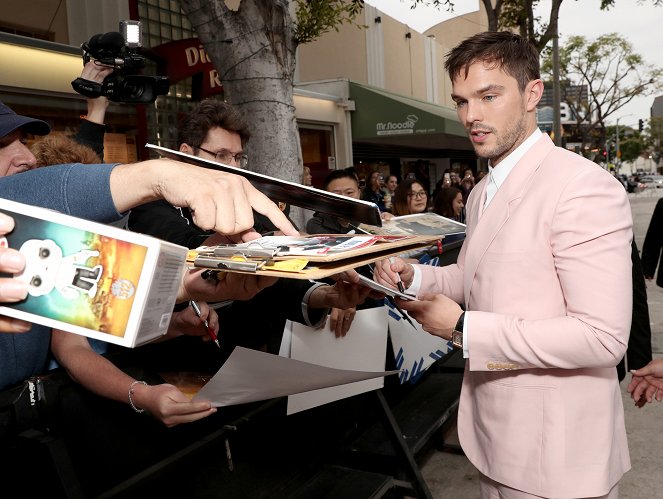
left=349, top=82, right=467, bottom=140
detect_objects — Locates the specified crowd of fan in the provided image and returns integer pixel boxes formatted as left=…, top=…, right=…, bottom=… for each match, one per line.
left=328, top=164, right=482, bottom=225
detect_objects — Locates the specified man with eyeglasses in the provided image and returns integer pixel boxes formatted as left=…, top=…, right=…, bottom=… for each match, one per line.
left=128, top=99, right=255, bottom=245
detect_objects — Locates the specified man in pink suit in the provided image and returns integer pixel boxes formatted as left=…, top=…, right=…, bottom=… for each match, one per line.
left=375, top=32, right=632, bottom=498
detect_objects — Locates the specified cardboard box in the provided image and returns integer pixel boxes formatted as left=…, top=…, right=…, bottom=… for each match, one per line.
left=0, top=198, right=188, bottom=347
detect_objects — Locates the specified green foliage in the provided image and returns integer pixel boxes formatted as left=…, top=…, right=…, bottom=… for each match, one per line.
left=294, top=0, right=365, bottom=45
left=619, top=136, right=646, bottom=162
left=541, top=33, right=663, bottom=131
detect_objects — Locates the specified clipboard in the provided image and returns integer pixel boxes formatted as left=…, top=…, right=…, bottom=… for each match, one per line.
left=146, top=144, right=383, bottom=226
left=187, top=234, right=441, bottom=279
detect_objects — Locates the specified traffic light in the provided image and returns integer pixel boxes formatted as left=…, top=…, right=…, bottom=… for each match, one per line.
left=639, top=119, right=644, bottom=132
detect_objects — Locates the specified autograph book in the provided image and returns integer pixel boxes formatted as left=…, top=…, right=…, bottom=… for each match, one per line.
left=358, top=212, right=466, bottom=237
left=146, top=144, right=383, bottom=226
left=187, top=234, right=440, bottom=279
left=0, top=198, right=188, bottom=348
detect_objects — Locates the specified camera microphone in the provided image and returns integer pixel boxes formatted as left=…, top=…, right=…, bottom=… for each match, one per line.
left=85, top=32, right=126, bottom=64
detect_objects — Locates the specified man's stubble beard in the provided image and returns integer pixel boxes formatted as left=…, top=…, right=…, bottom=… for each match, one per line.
left=472, top=105, right=529, bottom=164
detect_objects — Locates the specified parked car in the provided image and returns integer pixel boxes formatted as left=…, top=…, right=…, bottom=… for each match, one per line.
left=639, top=175, right=663, bottom=188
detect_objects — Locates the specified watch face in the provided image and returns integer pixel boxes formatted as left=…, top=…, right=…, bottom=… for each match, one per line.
left=452, top=330, right=463, bottom=349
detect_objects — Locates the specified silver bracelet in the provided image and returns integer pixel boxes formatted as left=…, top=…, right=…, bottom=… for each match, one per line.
left=128, top=380, right=147, bottom=413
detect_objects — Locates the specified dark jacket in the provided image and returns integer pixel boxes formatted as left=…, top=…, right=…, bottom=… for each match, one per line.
left=616, top=240, right=653, bottom=381
left=306, top=211, right=358, bottom=235
left=641, top=197, right=663, bottom=287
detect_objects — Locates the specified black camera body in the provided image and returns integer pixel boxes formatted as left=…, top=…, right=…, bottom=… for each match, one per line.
left=72, top=30, right=169, bottom=104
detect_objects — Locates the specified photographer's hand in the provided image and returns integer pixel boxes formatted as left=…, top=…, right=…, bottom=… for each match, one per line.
left=80, top=61, right=113, bottom=125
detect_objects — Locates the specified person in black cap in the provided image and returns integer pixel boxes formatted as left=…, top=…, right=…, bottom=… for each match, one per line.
left=0, top=101, right=50, bottom=176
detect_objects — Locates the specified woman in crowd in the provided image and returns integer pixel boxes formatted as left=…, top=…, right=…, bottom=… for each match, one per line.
left=362, top=170, right=387, bottom=211
left=391, top=178, right=428, bottom=216
left=432, top=186, right=464, bottom=222
left=302, top=166, right=312, bottom=186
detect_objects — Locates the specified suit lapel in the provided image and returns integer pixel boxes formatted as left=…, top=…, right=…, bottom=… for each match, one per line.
left=463, top=134, right=556, bottom=305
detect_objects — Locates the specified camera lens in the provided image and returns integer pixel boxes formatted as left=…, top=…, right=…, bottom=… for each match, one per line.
left=121, top=76, right=146, bottom=100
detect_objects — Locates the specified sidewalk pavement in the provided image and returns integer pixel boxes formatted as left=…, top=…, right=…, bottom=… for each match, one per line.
left=419, top=188, right=663, bottom=499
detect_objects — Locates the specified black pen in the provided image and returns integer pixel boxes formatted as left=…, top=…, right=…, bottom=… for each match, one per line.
left=389, top=257, right=406, bottom=293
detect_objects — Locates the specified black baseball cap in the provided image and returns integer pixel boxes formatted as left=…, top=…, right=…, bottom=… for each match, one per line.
left=0, top=101, right=50, bottom=139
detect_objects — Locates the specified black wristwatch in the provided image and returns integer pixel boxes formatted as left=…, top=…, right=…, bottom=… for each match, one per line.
left=451, top=312, right=465, bottom=349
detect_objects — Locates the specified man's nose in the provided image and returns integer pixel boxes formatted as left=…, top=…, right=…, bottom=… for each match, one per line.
left=464, top=101, right=482, bottom=125
left=16, top=142, right=37, bottom=169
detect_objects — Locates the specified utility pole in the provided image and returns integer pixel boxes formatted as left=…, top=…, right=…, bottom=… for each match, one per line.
left=615, top=118, right=620, bottom=173
left=552, top=23, right=562, bottom=147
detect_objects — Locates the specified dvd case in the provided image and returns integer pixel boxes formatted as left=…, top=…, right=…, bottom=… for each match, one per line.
left=0, top=198, right=188, bottom=347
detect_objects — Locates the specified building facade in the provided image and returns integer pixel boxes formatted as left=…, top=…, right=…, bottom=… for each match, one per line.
left=0, top=0, right=483, bottom=190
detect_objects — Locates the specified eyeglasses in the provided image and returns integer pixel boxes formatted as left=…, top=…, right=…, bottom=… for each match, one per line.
left=197, top=146, right=248, bottom=168
left=408, top=190, right=427, bottom=199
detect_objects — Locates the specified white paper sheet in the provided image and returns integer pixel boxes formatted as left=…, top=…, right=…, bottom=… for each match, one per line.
left=287, top=307, right=389, bottom=415
left=193, top=346, right=397, bottom=407
left=386, top=299, right=452, bottom=384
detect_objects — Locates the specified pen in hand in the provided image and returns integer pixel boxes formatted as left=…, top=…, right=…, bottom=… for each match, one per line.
left=389, top=257, right=406, bottom=293
left=190, top=300, right=220, bottom=348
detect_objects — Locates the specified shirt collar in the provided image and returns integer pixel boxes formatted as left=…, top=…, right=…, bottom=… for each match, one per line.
left=488, top=129, right=543, bottom=189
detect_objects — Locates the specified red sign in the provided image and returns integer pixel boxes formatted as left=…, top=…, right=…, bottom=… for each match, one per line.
left=148, top=38, right=223, bottom=99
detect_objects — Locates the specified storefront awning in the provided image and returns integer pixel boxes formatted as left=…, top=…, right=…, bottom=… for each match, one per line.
left=349, top=82, right=473, bottom=151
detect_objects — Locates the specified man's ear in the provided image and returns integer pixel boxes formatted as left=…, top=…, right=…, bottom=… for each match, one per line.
left=180, top=143, right=194, bottom=154
left=526, top=79, right=544, bottom=111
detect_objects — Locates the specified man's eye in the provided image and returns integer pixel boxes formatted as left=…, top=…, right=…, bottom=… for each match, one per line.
left=483, top=95, right=496, bottom=102
left=454, top=101, right=467, bottom=108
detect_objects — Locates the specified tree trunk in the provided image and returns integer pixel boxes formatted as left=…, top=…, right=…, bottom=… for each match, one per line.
left=481, top=0, right=501, bottom=31
left=179, top=0, right=302, bottom=186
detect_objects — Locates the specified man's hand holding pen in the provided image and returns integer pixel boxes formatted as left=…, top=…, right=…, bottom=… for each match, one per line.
left=191, top=300, right=220, bottom=347
left=372, top=256, right=463, bottom=334
left=166, top=302, right=219, bottom=342
left=373, top=256, right=415, bottom=291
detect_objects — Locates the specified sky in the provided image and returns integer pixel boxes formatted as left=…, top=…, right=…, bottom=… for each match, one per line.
left=364, top=0, right=480, bottom=32
left=536, top=0, right=663, bottom=127
left=366, top=0, right=663, bottom=128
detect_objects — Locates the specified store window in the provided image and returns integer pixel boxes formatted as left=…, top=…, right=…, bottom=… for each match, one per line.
left=136, top=0, right=196, bottom=149
left=298, top=123, right=335, bottom=188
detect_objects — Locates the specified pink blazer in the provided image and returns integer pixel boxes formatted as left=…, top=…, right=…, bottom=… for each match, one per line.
left=418, top=134, right=632, bottom=498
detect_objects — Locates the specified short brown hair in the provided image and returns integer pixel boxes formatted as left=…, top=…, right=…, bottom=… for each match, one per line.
left=31, top=134, right=101, bottom=167
left=445, top=31, right=540, bottom=92
left=178, top=99, right=250, bottom=149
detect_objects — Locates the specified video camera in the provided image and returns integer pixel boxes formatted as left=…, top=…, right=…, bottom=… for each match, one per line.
left=71, top=20, right=169, bottom=104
